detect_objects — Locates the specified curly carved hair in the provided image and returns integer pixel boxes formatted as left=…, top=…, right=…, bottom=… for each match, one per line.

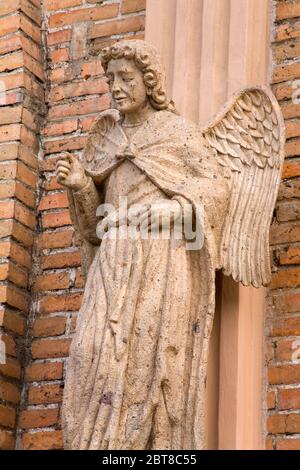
left=100, top=39, right=176, bottom=113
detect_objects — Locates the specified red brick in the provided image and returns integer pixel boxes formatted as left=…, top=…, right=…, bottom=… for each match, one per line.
left=267, top=414, right=286, bottom=434
left=277, top=439, right=300, bottom=450
left=41, top=210, right=72, bottom=229
left=49, top=4, right=118, bottom=28
left=0, top=0, right=19, bottom=17
left=80, top=60, right=104, bottom=79
left=0, top=161, right=18, bottom=179
left=0, top=308, right=25, bottom=335
left=121, top=0, right=146, bottom=14
left=33, top=272, right=71, bottom=292
left=265, top=436, right=274, bottom=450
left=278, top=388, right=300, bottom=410
left=43, top=175, right=63, bottom=191
left=0, top=15, right=19, bottom=39
left=26, top=362, right=63, bottom=382
left=70, top=314, right=77, bottom=333
left=44, top=135, right=87, bottom=154
left=273, top=63, right=300, bottom=84
left=10, top=239, right=32, bottom=268
left=282, top=160, right=300, bottom=179
left=0, top=220, right=13, bottom=239
left=285, top=139, right=300, bottom=157
left=0, top=285, right=29, bottom=311
left=37, top=230, right=74, bottom=250
left=23, top=52, right=44, bottom=81
left=0, top=380, right=20, bottom=403
left=80, top=115, right=97, bottom=132
left=15, top=181, right=36, bottom=209
left=19, top=408, right=59, bottom=429
left=39, top=292, right=83, bottom=314
left=7, top=261, right=28, bottom=288
left=44, top=0, right=82, bottom=10
left=272, top=316, right=300, bottom=337
left=42, top=119, right=78, bottom=137
left=0, top=200, right=15, bottom=219
left=32, top=338, right=71, bottom=359
left=47, top=29, right=72, bottom=46
left=286, top=414, right=300, bottom=433
left=48, top=79, right=108, bottom=102
left=0, top=358, right=21, bottom=380
left=0, top=430, right=15, bottom=450
left=28, top=383, right=63, bottom=405
left=49, top=47, right=69, bottom=64
left=281, top=102, right=300, bottom=120
left=42, top=251, right=81, bottom=269
left=19, top=144, right=38, bottom=170
left=17, top=161, right=37, bottom=188
left=276, top=200, right=300, bottom=222
left=267, top=390, right=276, bottom=409
left=0, top=181, right=15, bottom=200
left=278, top=180, right=300, bottom=200
left=89, top=15, right=145, bottom=39
left=0, top=142, right=19, bottom=162
left=275, top=339, right=295, bottom=362
left=277, top=2, right=300, bottom=21
left=49, top=66, right=76, bottom=84
left=20, top=33, right=43, bottom=62
left=0, top=51, right=23, bottom=74
left=23, top=73, right=44, bottom=102
left=269, top=364, right=300, bottom=385
left=75, top=269, right=83, bottom=288
left=33, top=316, right=67, bottom=337
left=280, top=245, right=300, bottom=264
left=0, top=404, right=16, bottom=429
left=271, top=267, right=300, bottom=288
left=48, top=95, right=109, bottom=119
left=273, top=40, right=300, bottom=63
left=11, top=219, right=34, bottom=247
left=20, top=0, right=41, bottom=25
left=0, top=332, right=17, bottom=357
left=0, top=106, right=22, bottom=125
left=270, top=223, right=300, bottom=245
left=38, top=192, right=69, bottom=211
left=0, top=263, right=9, bottom=281
left=22, top=430, right=63, bottom=450
left=275, top=21, right=300, bottom=42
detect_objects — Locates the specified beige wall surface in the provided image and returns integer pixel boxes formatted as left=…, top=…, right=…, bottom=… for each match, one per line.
left=145, top=0, right=271, bottom=449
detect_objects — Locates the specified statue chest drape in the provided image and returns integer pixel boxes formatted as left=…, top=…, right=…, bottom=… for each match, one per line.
left=62, top=160, right=206, bottom=450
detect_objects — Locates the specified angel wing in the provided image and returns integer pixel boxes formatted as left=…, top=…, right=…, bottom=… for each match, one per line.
left=202, top=86, right=285, bottom=287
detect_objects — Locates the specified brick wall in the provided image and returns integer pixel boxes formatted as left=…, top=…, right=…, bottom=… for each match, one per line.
left=14, top=0, right=146, bottom=451
left=267, top=0, right=300, bottom=451
left=0, top=0, right=45, bottom=450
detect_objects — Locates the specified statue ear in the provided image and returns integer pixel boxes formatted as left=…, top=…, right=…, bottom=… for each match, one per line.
left=146, top=87, right=152, bottom=96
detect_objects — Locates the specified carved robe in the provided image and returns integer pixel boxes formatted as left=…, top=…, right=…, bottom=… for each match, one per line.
left=62, top=109, right=229, bottom=449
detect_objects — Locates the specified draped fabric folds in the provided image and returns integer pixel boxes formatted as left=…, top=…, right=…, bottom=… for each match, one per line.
left=62, top=110, right=229, bottom=449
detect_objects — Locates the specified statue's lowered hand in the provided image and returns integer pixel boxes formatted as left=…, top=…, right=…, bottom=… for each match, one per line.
left=55, top=153, right=89, bottom=191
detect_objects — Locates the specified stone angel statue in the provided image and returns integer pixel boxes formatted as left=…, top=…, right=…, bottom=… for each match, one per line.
left=56, top=40, right=285, bottom=450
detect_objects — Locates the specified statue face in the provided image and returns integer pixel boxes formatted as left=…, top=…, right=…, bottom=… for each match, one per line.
left=106, top=58, right=148, bottom=115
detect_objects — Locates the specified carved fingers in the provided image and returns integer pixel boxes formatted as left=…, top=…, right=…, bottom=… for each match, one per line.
left=55, top=153, right=89, bottom=191
left=140, top=200, right=182, bottom=233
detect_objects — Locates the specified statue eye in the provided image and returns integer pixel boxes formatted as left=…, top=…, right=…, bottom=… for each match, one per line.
left=122, top=74, right=134, bottom=82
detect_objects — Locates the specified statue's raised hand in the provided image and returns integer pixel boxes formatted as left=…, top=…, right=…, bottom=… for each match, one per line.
left=56, top=153, right=89, bottom=191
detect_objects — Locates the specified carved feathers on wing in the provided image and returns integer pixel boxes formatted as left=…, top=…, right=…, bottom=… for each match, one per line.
left=83, top=109, right=127, bottom=179
left=202, top=86, right=285, bottom=287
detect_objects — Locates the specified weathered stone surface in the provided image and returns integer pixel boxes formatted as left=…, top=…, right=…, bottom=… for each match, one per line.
left=57, top=40, right=285, bottom=450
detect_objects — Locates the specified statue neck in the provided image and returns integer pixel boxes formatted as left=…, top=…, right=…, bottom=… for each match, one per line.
left=122, top=102, right=156, bottom=127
